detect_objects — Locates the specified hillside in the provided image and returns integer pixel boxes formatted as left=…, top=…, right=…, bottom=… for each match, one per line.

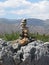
left=0, top=18, right=49, bottom=34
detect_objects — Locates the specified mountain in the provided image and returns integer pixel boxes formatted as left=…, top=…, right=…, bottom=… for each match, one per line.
left=0, top=18, right=49, bottom=34
left=27, top=18, right=45, bottom=26
left=0, top=18, right=45, bottom=25
left=0, top=18, right=21, bottom=24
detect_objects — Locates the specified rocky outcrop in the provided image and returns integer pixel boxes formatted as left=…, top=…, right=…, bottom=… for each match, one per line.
left=0, top=39, right=49, bottom=65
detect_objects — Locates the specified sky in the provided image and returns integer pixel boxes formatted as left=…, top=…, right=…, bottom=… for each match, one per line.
left=0, top=0, right=49, bottom=20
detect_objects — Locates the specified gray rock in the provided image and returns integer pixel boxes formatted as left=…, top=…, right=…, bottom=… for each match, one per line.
left=0, top=38, right=49, bottom=65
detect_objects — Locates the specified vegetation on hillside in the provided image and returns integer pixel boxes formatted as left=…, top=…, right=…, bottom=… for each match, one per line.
left=29, top=33, right=49, bottom=42
left=0, top=32, right=49, bottom=42
left=0, top=32, right=19, bottom=41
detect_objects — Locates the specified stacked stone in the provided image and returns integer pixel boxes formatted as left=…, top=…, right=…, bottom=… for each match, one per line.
left=19, top=19, right=29, bottom=45
left=21, top=19, right=29, bottom=38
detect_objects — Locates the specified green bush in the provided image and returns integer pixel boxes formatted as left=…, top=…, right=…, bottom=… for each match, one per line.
left=30, top=33, right=49, bottom=42
left=0, top=32, right=49, bottom=42
left=0, top=32, right=20, bottom=41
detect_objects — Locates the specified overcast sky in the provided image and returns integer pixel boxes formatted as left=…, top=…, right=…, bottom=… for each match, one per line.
left=0, top=0, right=49, bottom=20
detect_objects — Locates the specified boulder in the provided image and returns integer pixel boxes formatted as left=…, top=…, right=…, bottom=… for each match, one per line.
left=0, top=38, right=49, bottom=65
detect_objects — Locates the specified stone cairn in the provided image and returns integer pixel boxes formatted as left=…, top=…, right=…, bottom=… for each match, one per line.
left=18, top=19, right=29, bottom=45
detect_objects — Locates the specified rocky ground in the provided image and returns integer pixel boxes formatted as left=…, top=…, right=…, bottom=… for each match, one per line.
left=0, top=39, right=49, bottom=65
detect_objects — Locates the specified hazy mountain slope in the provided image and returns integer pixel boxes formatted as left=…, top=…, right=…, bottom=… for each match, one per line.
left=0, top=18, right=49, bottom=34
left=27, top=18, right=45, bottom=26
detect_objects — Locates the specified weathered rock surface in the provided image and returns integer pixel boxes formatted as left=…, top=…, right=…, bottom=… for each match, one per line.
left=0, top=39, right=49, bottom=65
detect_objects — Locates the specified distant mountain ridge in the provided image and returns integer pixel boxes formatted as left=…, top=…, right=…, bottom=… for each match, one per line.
left=0, top=18, right=20, bottom=24
left=0, top=18, right=45, bottom=25
left=0, top=18, right=49, bottom=34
